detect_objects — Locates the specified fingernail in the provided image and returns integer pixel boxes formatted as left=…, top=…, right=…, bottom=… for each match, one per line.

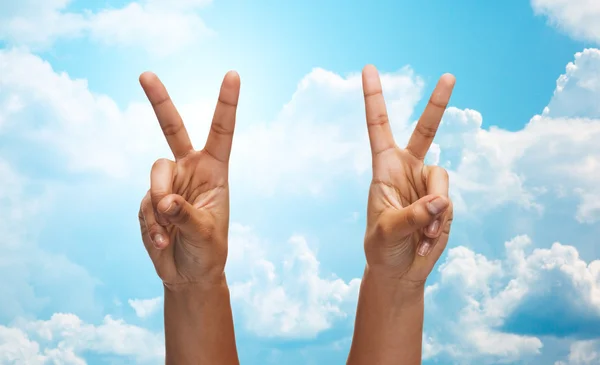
left=427, top=219, right=440, bottom=235
left=153, top=234, right=166, bottom=248
left=417, top=238, right=432, bottom=257
left=427, top=197, right=449, bottom=215
left=164, top=201, right=180, bottom=216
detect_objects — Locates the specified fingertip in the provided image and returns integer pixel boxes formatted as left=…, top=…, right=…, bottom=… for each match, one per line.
left=224, top=70, right=240, bottom=85
left=362, top=64, right=382, bottom=94
left=220, top=71, right=241, bottom=106
left=426, top=195, right=449, bottom=216
left=152, top=233, right=168, bottom=249
left=362, top=64, right=380, bottom=83
left=439, top=73, right=456, bottom=87
left=139, top=71, right=158, bottom=86
left=363, top=64, right=378, bottom=75
left=417, top=238, right=433, bottom=257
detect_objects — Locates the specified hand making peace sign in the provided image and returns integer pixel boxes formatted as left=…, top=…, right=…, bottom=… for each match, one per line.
left=362, top=65, right=455, bottom=284
left=137, top=71, right=240, bottom=289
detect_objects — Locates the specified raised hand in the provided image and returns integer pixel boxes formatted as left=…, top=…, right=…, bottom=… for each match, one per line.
left=362, top=65, right=455, bottom=284
left=138, top=71, right=239, bottom=287
left=348, top=65, right=455, bottom=365
left=137, top=71, right=240, bottom=365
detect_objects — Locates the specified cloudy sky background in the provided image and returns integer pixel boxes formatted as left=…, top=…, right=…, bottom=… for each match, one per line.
left=1, top=0, right=600, bottom=364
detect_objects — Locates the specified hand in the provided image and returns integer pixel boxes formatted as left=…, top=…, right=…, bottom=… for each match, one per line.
left=362, top=65, right=455, bottom=285
left=137, top=71, right=240, bottom=288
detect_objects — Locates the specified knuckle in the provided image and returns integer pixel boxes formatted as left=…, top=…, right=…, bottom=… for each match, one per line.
left=151, top=158, right=171, bottom=171
left=210, top=122, right=233, bottom=136
left=445, top=200, right=454, bottom=221
left=428, top=97, right=448, bottom=110
left=160, top=120, right=184, bottom=137
left=146, top=223, right=162, bottom=237
left=405, top=206, right=419, bottom=228
left=442, top=206, right=454, bottom=235
left=370, top=113, right=390, bottom=126
left=442, top=218, right=453, bottom=235
left=149, top=191, right=165, bottom=206
left=138, top=191, right=150, bottom=220
left=415, top=122, right=438, bottom=139
left=438, top=166, right=449, bottom=180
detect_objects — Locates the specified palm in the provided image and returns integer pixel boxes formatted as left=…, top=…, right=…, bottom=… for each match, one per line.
left=137, top=71, right=240, bottom=286
left=362, top=66, right=455, bottom=282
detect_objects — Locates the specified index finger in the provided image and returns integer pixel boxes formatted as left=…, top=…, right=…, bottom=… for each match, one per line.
left=362, top=65, right=396, bottom=157
left=139, top=72, right=194, bottom=160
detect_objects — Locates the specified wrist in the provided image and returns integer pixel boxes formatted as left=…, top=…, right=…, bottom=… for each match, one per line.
left=363, top=264, right=425, bottom=306
left=164, top=270, right=228, bottom=295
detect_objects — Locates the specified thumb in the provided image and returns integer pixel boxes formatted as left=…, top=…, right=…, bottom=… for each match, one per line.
left=157, top=194, right=212, bottom=239
left=381, top=195, right=449, bottom=238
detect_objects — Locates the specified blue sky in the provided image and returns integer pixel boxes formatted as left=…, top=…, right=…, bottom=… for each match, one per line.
left=1, top=0, right=600, bottom=364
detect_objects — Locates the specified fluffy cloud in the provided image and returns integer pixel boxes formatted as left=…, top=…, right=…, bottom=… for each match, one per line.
left=436, top=48, right=600, bottom=222
left=556, top=340, right=600, bottom=365
left=86, top=0, right=213, bottom=55
left=0, top=47, right=209, bottom=180
left=544, top=49, right=600, bottom=118
left=426, top=235, right=600, bottom=363
left=531, top=0, right=600, bottom=44
left=1, top=313, right=163, bottom=364
left=0, top=0, right=213, bottom=54
left=228, top=224, right=361, bottom=338
left=128, top=297, right=162, bottom=319
left=229, top=66, right=424, bottom=194
left=0, top=159, right=100, bottom=322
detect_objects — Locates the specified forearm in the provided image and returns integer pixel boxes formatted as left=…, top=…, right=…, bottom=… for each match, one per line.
left=164, top=274, right=239, bottom=365
left=347, top=265, right=425, bottom=365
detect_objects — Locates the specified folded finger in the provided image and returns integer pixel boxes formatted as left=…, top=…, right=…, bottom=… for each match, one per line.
left=150, top=158, right=176, bottom=226
left=140, top=191, right=171, bottom=252
left=422, top=165, right=450, bottom=239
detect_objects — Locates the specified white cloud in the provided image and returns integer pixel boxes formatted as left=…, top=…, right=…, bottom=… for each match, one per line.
left=0, top=158, right=100, bottom=321
left=0, top=0, right=213, bottom=54
left=0, top=47, right=207, bottom=180
left=531, top=0, right=600, bottom=44
left=128, top=297, right=162, bottom=319
left=556, top=340, right=600, bottom=365
left=427, top=235, right=600, bottom=363
left=87, top=1, right=214, bottom=56
left=544, top=49, right=600, bottom=119
left=0, top=326, right=47, bottom=365
left=0, top=313, right=164, bottom=364
left=436, top=48, right=600, bottom=222
left=229, top=67, right=424, bottom=195
left=227, top=224, right=361, bottom=338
